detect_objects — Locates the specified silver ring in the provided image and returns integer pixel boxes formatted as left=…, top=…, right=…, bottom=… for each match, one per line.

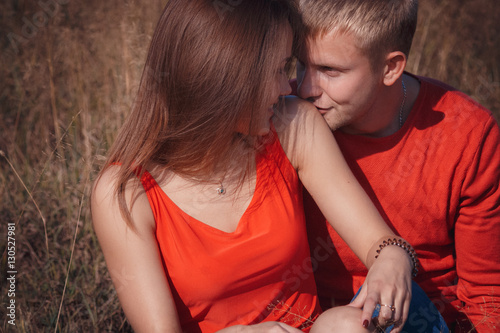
left=380, top=303, right=396, bottom=312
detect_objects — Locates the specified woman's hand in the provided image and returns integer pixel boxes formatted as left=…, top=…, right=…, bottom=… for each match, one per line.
left=349, top=245, right=413, bottom=332
left=217, top=322, right=303, bottom=333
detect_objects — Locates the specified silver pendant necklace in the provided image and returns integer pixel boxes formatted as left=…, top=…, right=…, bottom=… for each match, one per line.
left=216, top=182, right=226, bottom=196
left=399, top=79, right=407, bottom=129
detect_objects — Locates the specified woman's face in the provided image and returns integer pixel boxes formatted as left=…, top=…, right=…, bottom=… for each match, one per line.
left=237, top=24, right=293, bottom=137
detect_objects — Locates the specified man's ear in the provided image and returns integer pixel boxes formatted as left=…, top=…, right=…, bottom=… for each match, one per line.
left=383, top=51, right=407, bottom=86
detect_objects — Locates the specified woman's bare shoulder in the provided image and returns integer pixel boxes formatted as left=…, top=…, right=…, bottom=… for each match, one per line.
left=92, top=165, right=121, bottom=202
left=91, top=165, right=155, bottom=235
left=274, top=96, right=321, bottom=137
left=274, top=96, right=321, bottom=168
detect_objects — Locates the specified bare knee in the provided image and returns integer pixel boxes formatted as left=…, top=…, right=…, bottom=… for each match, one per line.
left=310, top=306, right=375, bottom=333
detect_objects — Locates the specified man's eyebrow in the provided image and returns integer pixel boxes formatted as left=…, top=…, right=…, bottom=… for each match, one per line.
left=307, top=56, right=349, bottom=71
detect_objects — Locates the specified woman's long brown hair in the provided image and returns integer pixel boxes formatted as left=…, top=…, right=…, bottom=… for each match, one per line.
left=100, top=0, right=300, bottom=227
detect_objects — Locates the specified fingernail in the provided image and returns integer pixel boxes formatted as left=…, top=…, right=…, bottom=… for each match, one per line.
left=363, top=320, right=369, bottom=328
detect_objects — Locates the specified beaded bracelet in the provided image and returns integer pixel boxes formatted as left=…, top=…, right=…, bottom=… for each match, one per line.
left=375, top=238, right=419, bottom=278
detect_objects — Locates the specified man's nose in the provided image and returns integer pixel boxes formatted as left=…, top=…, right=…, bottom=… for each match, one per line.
left=297, top=67, right=321, bottom=102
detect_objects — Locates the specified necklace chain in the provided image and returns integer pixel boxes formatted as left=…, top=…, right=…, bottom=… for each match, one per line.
left=399, top=79, right=407, bottom=129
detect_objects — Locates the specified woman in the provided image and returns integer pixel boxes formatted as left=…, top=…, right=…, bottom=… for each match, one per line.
left=91, top=0, right=416, bottom=332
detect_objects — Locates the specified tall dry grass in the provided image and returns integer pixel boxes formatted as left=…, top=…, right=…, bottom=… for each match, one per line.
left=1, top=1, right=167, bottom=331
left=408, top=0, right=500, bottom=120
left=0, top=0, right=498, bottom=332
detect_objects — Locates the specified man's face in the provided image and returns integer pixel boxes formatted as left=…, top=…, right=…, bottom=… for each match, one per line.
left=296, top=31, right=384, bottom=134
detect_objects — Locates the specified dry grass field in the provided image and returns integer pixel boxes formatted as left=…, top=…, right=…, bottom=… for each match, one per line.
left=1, top=0, right=499, bottom=332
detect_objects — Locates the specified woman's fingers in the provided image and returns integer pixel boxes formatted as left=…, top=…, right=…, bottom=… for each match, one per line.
left=348, top=283, right=377, bottom=329
left=360, top=288, right=380, bottom=328
left=390, top=287, right=411, bottom=333
left=359, top=244, right=413, bottom=331
left=374, top=284, right=411, bottom=333
left=358, top=280, right=412, bottom=332
left=372, top=303, right=396, bottom=331
left=348, top=283, right=367, bottom=309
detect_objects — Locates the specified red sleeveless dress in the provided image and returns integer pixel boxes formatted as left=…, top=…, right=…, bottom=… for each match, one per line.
left=140, top=131, right=321, bottom=332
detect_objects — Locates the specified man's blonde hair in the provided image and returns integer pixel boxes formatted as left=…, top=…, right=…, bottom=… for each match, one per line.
left=298, top=0, right=418, bottom=66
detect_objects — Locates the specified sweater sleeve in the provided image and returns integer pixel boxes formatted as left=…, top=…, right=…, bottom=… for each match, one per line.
left=455, top=115, right=500, bottom=332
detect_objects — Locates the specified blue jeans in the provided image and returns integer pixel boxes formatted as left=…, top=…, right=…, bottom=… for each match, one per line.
left=352, top=281, right=449, bottom=333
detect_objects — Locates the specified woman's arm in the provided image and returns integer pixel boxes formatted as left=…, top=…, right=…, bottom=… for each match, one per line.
left=91, top=166, right=182, bottom=333
left=276, top=97, right=413, bottom=331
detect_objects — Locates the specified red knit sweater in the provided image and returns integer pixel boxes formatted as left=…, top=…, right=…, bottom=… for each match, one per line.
left=304, top=75, right=500, bottom=332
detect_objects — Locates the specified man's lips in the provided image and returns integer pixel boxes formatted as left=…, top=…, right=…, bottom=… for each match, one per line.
left=315, top=106, right=331, bottom=115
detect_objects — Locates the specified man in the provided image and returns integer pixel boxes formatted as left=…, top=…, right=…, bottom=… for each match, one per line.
left=295, top=0, right=500, bottom=332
